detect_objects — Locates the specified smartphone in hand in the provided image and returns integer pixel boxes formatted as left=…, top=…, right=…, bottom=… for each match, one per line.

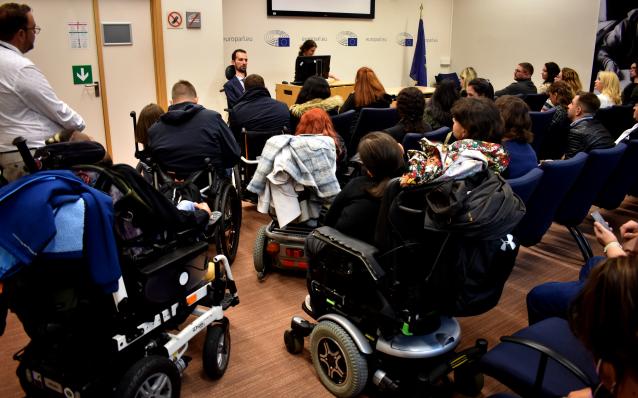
left=591, top=211, right=612, bottom=231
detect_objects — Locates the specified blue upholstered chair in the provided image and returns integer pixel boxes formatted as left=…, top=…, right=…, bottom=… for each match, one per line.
left=529, top=108, right=556, bottom=154
left=330, top=110, right=356, bottom=145
left=553, top=143, right=627, bottom=260
left=514, top=152, right=588, bottom=247
left=402, top=133, right=424, bottom=152
left=402, top=127, right=453, bottom=152
left=522, top=93, right=548, bottom=112
left=506, top=167, right=543, bottom=205
left=424, top=126, right=452, bottom=143
left=435, top=72, right=461, bottom=90
left=595, top=139, right=638, bottom=210
left=480, top=317, right=598, bottom=398
left=348, top=107, right=399, bottom=155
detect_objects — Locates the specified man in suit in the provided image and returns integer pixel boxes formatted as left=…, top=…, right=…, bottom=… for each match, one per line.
left=494, top=62, right=538, bottom=97
left=223, top=48, right=247, bottom=109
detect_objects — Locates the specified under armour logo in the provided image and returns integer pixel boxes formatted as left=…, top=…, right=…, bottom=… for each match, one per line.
left=500, top=234, right=516, bottom=251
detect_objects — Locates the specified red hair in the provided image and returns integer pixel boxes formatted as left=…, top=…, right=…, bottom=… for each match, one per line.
left=354, top=66, right=386, bottom=108
left=295, top=108, right=342, bottom=157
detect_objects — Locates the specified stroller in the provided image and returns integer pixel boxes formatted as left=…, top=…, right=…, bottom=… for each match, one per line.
left=246, top=134, right=341, bottom=280
left=130, top=111, right=242, bottom=264
left=1, top=138, right=239, bottom=397
left=283, top=171, right=525, bottom=397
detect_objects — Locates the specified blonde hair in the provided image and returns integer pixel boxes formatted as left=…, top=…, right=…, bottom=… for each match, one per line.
left=598, top=71, right=622, bottom=105
left=459, top=67, right=477, bottom=90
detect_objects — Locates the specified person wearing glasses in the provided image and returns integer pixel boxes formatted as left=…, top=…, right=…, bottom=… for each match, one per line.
left=494, top=62, right=538, bottom=97
left=0, top=3, right=85, bottom=182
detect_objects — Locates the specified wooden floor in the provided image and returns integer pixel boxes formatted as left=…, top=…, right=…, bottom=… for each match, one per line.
left=2, top=197, right=637, bottom=397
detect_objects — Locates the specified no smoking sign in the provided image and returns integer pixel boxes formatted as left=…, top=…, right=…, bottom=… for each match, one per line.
left=167, top=11, right=183, bottom=29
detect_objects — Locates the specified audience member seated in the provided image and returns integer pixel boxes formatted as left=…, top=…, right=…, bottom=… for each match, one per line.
left=495, top=62, right=537, bottom=97
left=338, top=66, right=392, bottom=114
left=323, top=131, right=404, bottom=244
left=295, top=108, right=346, bottom=171
left=148, top=80, right=240, bottom=179
left=495, top=95, right=537, bottom=178
left=564, top=92, right=614, bottom=159
left=466, top=77, right=495, bottom=100
left=539, top=81, right=575, bottom=159
left=544, top=67, right=583, bottom=112
left=423, top=79, right=459, bottom=130
left=527, top=218, right=636, bottom=325
left=289, top=76, right=343, bottom=131
left=621, top=61, right=638, bottom=104
left=459, top=66, right=477, bottom=97
left=594, top=71, right=622, bottom=108
left=383, top=87, right=429, bottom=143
left=222, top=48, right=248, bottom=109
left=538, top=61, right=560, bottom=93
left=615, top=103, right=638, bottom=144
left=567, top=255, right=638, bottom=398
left=228, top=74, right=290, bottom=140
left=134, top=103, right=164, bottom=179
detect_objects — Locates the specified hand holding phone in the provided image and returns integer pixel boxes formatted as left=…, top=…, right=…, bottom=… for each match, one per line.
left=591, top=211, right=612, bottom=231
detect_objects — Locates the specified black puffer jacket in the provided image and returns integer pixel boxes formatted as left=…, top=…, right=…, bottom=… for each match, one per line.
left=564, top=117, right=614, bottom=159
left=228, top=86, right=290, bottom=139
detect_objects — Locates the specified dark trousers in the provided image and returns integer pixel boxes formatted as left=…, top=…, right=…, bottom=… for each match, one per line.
left=526, top=256, right=604, bottom=325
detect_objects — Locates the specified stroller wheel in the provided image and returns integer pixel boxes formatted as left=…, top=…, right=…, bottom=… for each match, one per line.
left=284, top=329, right=304, bottom=354
left=114, top=355, right=180, bottom=398
left=310, top=321, right=368, bottom=398
left=203, top=323, right=231, bottom=379
left=214, top=183, right=242, bottom=264
left=253, top=225, right=271, bottom=279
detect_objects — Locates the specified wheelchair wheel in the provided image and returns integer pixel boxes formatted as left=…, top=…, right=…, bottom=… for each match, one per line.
left=114, top=355, right=180, bottom=398
left=203, top=322, right=231, bottom=380
left=309, top=321, right=368, bottom=398
left=253, top=225, right=270, bottom=280
left=284, top=329, right=304, bottom=354
left=231, top=165, right=242, bottom=201
left=214, top=182, right=242, bottom=264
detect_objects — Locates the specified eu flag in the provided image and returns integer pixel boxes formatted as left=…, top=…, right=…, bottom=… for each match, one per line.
left=410, top=17, right=427, bottom=86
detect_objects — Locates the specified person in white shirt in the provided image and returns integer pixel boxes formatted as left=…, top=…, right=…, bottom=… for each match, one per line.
left=0, top=3, right=85, bottom=181
left=594, top=70, right=622, bottom=109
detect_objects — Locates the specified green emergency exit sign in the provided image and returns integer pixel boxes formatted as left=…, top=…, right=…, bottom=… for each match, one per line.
left=72, top=65, right=93, bottom=85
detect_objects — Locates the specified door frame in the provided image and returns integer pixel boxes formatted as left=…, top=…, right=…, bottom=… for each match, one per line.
left=91, top=0, right=167, bottom=157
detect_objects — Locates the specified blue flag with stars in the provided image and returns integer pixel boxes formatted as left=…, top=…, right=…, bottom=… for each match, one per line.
left=410, top=16, right=427, bottom=86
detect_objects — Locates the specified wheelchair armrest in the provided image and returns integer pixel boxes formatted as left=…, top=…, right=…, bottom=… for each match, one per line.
left=240, top=156, right=260, bottom=165
left=138, top=240, right=209, bottom=276
left=310, top=226, right=385, bottom=281
left=498, top=336, right=594, bottom=391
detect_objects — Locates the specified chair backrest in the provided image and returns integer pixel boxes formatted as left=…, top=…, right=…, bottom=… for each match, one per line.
left=506, top=167, right=543, bottom=205
left=241, top=128, right=285, bottom=160
left=330, top=110, right=357, bottom=145
left=595, top=139, right=638, bottom=210
left=529, top=108, right=556, bottom=154
left=225, top=65, right=236, bottom=81
left=554, top=143, right=627, bottom=227
left=435, top=72, right=461, bottom=90
left=424, top=126, right=452, bottom=143
left=515, top=152, right=588, bottom=247
left=595, top=104, right=635, bottom=139
left=348, top=107, right=399, bottom=155
left=402, top=133, right=424, bottom=151
left=523, top=93, right=549, bottom=112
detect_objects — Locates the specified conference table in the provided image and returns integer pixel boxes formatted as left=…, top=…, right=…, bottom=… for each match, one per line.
left=275, top=81, right=435, bottom=107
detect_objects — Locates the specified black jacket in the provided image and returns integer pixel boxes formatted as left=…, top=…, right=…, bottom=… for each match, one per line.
left=229, top=87, right=290, bottom=139
left=494, top=79, right=537, bottom=97
left=564, top=117, right=614, bottom=159
left=324, top=176, right=380, bottom=244
left=338, top=93, right=393, bottom=114
left=148, top=102, right=240, bottom=178
left=223, top=76, right=244, bottom=109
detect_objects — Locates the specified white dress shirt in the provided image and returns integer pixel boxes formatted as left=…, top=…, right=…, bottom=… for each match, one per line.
left=615, top=122, right=638, bottom=144
left=0, top=40, right=85, bottom=152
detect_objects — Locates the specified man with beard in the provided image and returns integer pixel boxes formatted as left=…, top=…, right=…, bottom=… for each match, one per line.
left=223, top=48, right=248, bottom=109
left=494, top=62, right=538, bottom=97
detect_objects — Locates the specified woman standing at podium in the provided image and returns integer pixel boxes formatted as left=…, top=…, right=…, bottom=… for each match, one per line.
left=294, top=40, right=337, bottom=82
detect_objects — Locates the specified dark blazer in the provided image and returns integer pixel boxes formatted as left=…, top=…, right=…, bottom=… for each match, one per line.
left=564, top=117, right=614, bottom=159
left=494, top=79, right=537, bottom=97
left=223, top=76, right=245, bottom=109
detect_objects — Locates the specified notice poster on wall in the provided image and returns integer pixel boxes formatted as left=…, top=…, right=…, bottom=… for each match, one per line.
left=68, top=21, right=89, bottom=49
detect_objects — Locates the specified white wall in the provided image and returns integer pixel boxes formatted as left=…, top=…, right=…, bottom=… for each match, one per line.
left=161, top=0, right=227, bottom=113
left=450, top=0, right=600, bottom=92
left=222, top=0, right=454, bottom=94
